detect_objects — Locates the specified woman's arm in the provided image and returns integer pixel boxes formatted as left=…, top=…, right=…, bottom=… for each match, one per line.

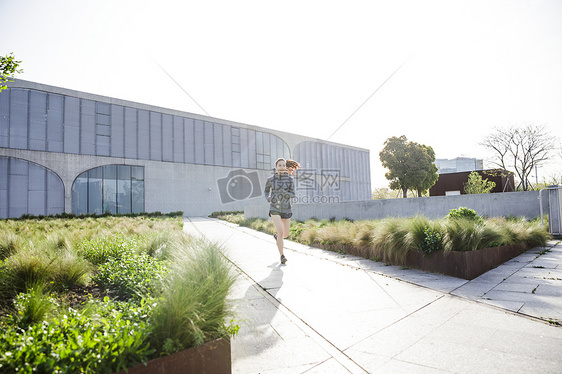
left=264, top=177, right=272, bottom=202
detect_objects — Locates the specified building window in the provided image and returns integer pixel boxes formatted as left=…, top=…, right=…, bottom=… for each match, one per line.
left=72, top=165, right=144, bottom=215
left=0, top=156, right=64, bottom=218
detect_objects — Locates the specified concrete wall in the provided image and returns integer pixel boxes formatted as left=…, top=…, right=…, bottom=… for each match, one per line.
left=245, top=191, right=548, bottom=221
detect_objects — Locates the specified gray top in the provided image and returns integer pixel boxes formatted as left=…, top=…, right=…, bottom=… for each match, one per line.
left=264, top=172, right=296, bottom=214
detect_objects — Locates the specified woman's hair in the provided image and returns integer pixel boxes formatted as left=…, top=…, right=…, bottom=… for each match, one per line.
left=275, top=158, right=300, bottom=175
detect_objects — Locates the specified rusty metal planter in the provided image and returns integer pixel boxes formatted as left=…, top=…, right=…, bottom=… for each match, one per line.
left=402, top=244, right=528, bottom=280
left=116, top=337, right=231, bottom=374
left=315, top=243, right=528, bottom=280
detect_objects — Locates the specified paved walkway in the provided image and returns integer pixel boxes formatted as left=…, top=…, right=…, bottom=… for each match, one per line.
left=183, top=217, right=562, bottom=374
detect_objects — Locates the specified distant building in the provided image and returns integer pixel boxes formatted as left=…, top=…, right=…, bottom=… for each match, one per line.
left=429, top=169, right=515, bottom=196
left=0, top=80, right=371, bottom=218
left=435, top=157, right=484, bottom=174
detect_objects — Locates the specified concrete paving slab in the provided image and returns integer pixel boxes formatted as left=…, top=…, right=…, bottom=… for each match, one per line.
left=450, top=281, right=496, bottom=299
left=184, top=218, right=562, bottom=373
left=300, top=358, right=353, bottom=374
left=371, top=358, right=452, bottom=374
left=492, top=281, right=540, bottom=293
left=468, top=270, right=518, bottom=284
left=518, top=300, right=562, bottom=322
left=476, top=298, right=525, bottom=313
left=534, top=283, right=562, bottom=296
left=343, top=351, right=390, bottom=373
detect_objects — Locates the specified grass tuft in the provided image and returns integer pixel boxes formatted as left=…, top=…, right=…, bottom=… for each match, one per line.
left=11, top=283, right=57, bottom=327
left=150, top=238, right=236, bottom=353
left=0, top=232, right=21, bottom=260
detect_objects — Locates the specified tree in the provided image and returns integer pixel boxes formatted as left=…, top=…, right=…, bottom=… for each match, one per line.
left=1, top=52, right=23, bottom=92
left=464, top=171, right=496, bottom=194
left=411, top=144, right=438, bottom=197
left=379, top=135, right=439, bottom=198
left=481, top=124, right=556, bottom=191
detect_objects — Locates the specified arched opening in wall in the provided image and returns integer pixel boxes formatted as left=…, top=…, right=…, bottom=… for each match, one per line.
left=0, top=156, right=65, bottom=218
left=71, top=165, right=144, bottom=215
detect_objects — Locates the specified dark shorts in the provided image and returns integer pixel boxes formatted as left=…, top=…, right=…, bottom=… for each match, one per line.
left=269, top=210, right=292, bottom=219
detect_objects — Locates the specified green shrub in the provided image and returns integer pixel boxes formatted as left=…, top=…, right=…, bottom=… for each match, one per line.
left=93, top=251, right=167, bottom=299
left=289, top=221, right=306, bottom=241
left=447, top=207, right=484, bottom=225
left=78, top=234, right=135, bottom=265
left=0, top=297, right=154, bottom=374
left=418, top=227, right=444, bottom=255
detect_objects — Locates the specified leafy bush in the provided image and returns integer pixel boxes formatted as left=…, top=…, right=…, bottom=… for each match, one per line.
left=78, top=234, right=169, bottom=299
left=289, top=222, right=306, bottom=241
left=93, top=251, right=167, bottom=299
left=78, top=235, right=137, bottom=265
left=418, top=227, right=444, bottom=255
left=447, top=207, right=484, bottom=225
left=0, top=297, right=154, bottom=374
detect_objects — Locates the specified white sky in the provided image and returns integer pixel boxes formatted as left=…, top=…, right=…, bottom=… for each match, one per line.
left=2, top=0, right=562, bottom=188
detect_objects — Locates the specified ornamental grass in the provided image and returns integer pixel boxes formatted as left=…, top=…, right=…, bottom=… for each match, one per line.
left=213, top=211, right=550, bottom=264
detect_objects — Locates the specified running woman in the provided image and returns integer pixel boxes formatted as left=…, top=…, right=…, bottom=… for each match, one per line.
left=264, top=158, right=300, bottom=264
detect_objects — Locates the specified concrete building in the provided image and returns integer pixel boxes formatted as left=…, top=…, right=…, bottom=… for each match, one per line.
left=435, top=157, right=484, bottom=174
left=0, top=80, right=370, bottom=218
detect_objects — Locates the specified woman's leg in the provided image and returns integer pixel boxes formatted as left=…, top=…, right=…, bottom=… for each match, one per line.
left=271, top=214, right=285, bottom=256
left=281, top=218, right=291, bottom=238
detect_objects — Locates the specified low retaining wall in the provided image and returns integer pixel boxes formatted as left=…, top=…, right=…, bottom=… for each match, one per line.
left=245, top=191, right=546, bottom=221
left=116, top=337, right=231, bottom=374
left=403, top=244, right=528, bottom=279
left=315, top=243, right=528, bottom=280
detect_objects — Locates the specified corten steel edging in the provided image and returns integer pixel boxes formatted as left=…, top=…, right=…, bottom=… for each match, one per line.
left=402, top=244, right=528, bottom=280
left=115, top=337, right=231, bottom=374
left=315, top=243, right=528, bottom=280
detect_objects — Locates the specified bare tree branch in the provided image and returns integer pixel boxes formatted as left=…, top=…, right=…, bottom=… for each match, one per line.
left=480, top=124, right=556, bottom=191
